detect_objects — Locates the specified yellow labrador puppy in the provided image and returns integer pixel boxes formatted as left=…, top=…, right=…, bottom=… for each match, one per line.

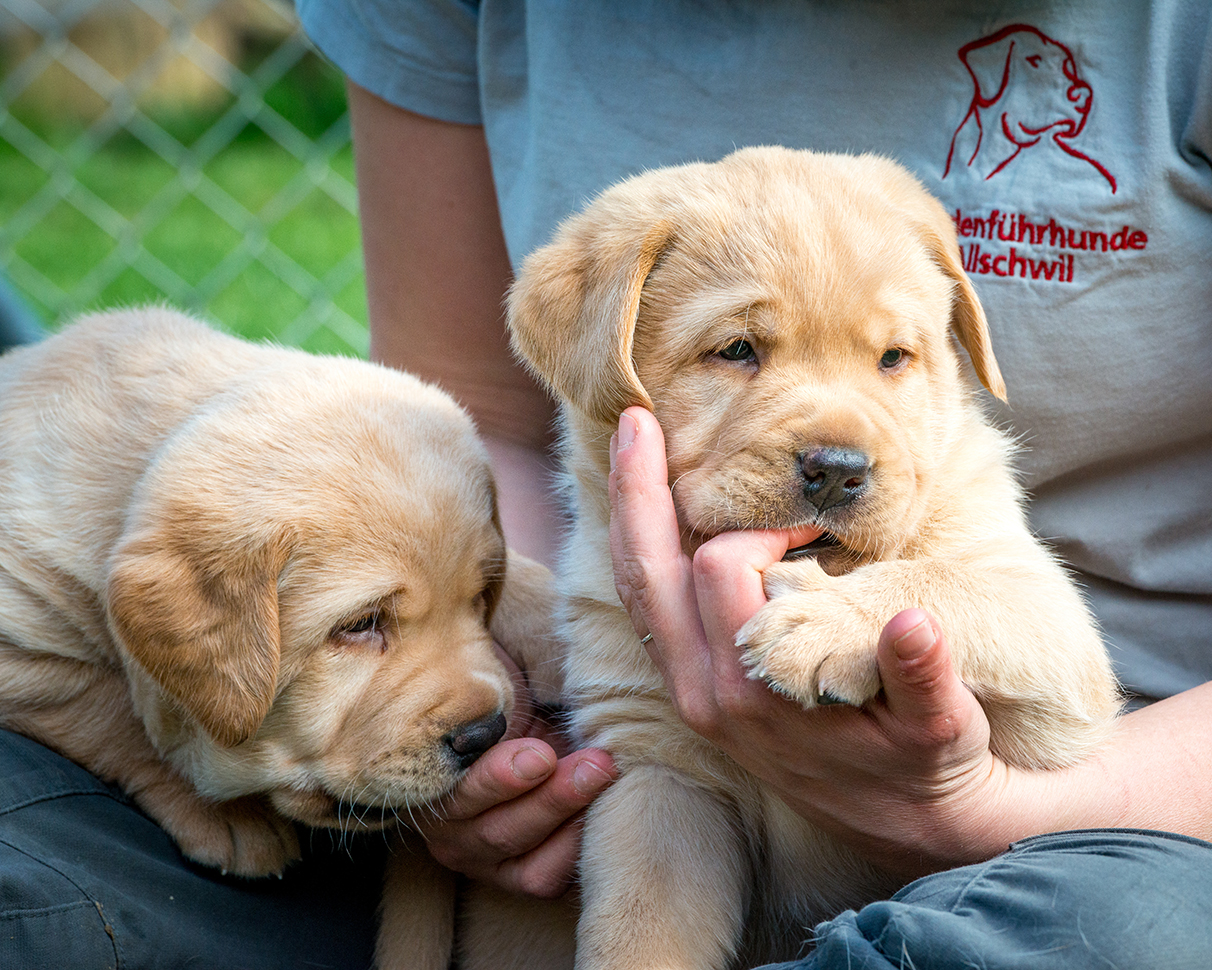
left=0, top=307, right=556, bottom=970
left=502, top=147, right=1121, bottom=969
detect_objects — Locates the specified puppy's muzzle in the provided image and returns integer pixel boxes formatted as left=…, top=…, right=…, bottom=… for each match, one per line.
left=445, top=712, right=508, bottom=770
left=799, top=447, right=871, bottom=514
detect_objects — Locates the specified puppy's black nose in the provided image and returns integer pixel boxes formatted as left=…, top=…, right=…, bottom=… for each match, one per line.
left=799, top=447, right=871, bottom=513
left=445, top=712, right=508, bottom=770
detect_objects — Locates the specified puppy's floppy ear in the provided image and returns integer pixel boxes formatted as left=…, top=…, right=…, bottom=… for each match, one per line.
left=107, top=515, right=287, bottom=748
left=508, top=214, right=674, bottom=424
left=922, top=224, right=1007, bottom=402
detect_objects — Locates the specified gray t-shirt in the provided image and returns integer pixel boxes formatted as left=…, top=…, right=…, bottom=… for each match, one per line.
left=298, top=0, right=1212, bottom=702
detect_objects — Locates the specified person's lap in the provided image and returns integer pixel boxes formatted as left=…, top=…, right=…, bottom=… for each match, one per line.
left=5, top=730, right=1211, bottom=970
left=0, top=728, right=384, bottom=970
left=759, top=828, right=1212, bottom=970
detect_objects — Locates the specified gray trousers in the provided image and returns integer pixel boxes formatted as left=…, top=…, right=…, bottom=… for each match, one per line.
left=759, top=829, right=1212, bottom=970
left=0, top=729, right=384, bottom=969
left=4, top=726, right=1211, bottom=969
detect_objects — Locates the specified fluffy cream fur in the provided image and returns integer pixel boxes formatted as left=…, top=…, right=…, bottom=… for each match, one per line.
left=497, top=147, right=1120, bottom=970
left=0, top=307, right=558, bottom=970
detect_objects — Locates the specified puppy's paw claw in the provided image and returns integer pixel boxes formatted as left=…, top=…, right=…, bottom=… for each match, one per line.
left=744, top=661, right=809, bottom=703
left=813, top=653, right=881, bottom=708
left=164, top=794, right=301, bottom=878
left=816, top=688, right=848, bottom=706
left=739, top=597, right=882, bottom=710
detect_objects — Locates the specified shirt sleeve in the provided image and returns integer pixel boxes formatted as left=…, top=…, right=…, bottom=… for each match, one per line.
left=296, top=0, right=482, bottom=125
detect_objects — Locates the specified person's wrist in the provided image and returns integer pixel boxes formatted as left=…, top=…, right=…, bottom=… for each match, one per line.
left=916, top=758, right=1032, bottom=873
left=900, top=750, right=1115, bottom=879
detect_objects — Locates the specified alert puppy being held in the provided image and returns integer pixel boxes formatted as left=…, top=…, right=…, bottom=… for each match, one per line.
left=0, top=307, right=558, bottom=968
left=500, top=146, right=1121, bottom=969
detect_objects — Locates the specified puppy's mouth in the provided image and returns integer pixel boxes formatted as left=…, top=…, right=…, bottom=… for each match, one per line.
left=328, top=799, right=397, bottom=830
left=682, top=518, right=832, bottom=558
left=271, top=786, right=420, bottom=831
left=783, top=531, right=840, bottom=561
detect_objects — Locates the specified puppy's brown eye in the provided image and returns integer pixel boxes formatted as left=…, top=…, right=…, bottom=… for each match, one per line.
left=718, top=339, right=756, bottom=362
left=879, top=348, right=906, bottom=370
left=333, top=612, right=387, bottom=652
left=344, top=614, right=379, bottom=635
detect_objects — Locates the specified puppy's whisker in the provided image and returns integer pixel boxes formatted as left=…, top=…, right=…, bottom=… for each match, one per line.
left=381, top=791, right=398, bottom=835
left=403, top=799, right=422, bottom=833
left=668, top=470, right=694, bottom=499
left=356, top=781, right=380, bottom=827
left=416, top=796, right=449, bottom=828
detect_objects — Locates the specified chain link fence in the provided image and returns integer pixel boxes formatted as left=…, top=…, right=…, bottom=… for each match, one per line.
left=0, top=0, right=367, bottom=356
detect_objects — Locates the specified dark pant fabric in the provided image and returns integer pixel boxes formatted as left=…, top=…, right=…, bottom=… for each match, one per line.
left=6, top=725, right=1212, bottom=969
left=759, top=828, right=1212, bottom=970
left=0, top=728, right=385, bottom=969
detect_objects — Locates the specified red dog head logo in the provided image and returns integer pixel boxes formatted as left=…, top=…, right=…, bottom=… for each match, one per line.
left=943, top=24, right=1116, bottom=193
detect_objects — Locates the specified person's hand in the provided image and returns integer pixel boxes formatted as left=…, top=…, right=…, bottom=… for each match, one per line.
left=608, top=406, right=1029, bottom=878
left=416, top=646, right=616, bottom=897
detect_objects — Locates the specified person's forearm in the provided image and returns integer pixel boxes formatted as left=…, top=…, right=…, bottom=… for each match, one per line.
left=348, top=81, right=554, bottom=450
left=481, top=436, right=564, bottom=566
left=347, top=82, right=561, bottom=562
left=1026, top=681, right=1212, bottom=837
left=927, top=681, right=1212, bottom=872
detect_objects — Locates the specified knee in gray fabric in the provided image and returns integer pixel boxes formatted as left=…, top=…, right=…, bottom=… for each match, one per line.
left=764, top=830, right=1212, bottom=970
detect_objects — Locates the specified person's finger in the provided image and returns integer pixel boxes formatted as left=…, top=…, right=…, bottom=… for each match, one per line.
left=608, top=407, right=703, bottom=672
left=435, top=737, right=559, bottom=823
left=691, top=530, right=798, bottom=660
left=492, top=815, right=587, bottom=898
left=875, top=608, right=981, bottom=744
left=610, top=407, right=828, bottom=732
left=465, top=750, right=615, bottom=855
left=425, top=747, right=615, bottom=868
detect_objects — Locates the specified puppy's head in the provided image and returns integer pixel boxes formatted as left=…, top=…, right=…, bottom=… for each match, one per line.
left=106, top=358, right=525, bottom=827
left=509, top=147, right=1004, bottom=560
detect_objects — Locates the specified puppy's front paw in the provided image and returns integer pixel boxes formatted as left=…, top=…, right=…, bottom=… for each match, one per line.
left=147, top=788, right=302, bottom=877
left=738, top=560, right=882, bottom=708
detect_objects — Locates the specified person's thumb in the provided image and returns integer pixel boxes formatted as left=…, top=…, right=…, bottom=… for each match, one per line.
left=877, top=608, right=972, bottom=728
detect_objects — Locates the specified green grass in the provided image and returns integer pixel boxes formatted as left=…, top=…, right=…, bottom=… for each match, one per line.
left=0, top=47, right=368, bottom=357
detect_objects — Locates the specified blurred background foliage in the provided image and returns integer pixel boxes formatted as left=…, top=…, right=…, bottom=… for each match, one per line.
left=0, top=0, right=367, bottom=355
